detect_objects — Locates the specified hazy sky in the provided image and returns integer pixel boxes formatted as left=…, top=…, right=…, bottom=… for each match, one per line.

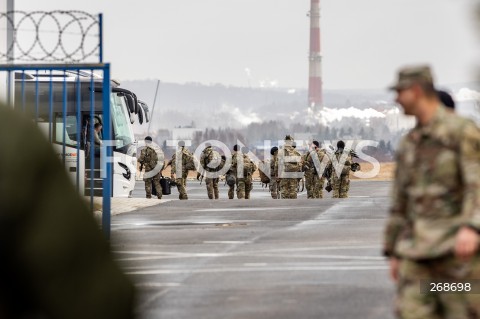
left=15, top=0, right=480, bottom=90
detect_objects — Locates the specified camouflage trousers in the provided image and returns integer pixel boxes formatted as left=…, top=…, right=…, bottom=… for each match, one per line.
left=279, top=178, right=298, bottom=199
left=332, top=173, right=350, bottom=198
left=144, top=173, right=162, bottom=199
left=305, top=172, right=324, bottom=199
left=395, top=255, right=480, bottom=319
left=236, top=177, right=253, bottom=199
left=270, top=179, right=279, bottom=199
left=205, top=177, right=219, bottom=199
left=175, top=173, right=188, bottom=200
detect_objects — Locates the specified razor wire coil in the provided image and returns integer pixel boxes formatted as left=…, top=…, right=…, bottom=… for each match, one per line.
left=0, top=11, right=100, bottom=63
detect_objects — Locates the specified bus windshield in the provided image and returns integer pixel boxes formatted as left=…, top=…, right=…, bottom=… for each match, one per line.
left=111, top=93, right=134, bottom=149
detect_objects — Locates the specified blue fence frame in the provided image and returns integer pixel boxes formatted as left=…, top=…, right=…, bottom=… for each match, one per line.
left=0, top=63, right=112, bottom=239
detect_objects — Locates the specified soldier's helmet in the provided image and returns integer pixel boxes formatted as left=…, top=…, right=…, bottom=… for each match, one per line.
left=337, top=140, right=345, bottom=149
left=145, top=136, right=153, bottom=142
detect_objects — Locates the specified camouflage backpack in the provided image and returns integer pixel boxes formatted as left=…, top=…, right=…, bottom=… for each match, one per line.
left=258, top=160, right=271, bottom=185
left=202, top=148, right=222, bottom=172
left=283, top=147, right=302, bottom=172
left=182, top=148, right=196, bottom=171
left=334, top=150, right=352, bottom=176
left=243, top=155, right=256, bottom=176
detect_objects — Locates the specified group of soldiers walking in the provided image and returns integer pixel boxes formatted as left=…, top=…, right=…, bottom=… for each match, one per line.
left=268, top=135, right=358, bottom=199
left=138, top=135, right=360, bottom=200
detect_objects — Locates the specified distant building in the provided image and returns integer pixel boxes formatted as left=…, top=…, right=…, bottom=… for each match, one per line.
left=172, top=127, right=202, bottom=142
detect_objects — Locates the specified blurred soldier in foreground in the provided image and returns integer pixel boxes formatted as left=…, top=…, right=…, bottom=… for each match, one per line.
left=384, top=65, right=480, bottom=318
left=275, top=135, right=302, bottom=199
left=138, top=136, right=163, bottom=199
left=171, top=140, right=194, bottom=200
left=303, top=140, right=327, bottom=199
left=331, top=140, right=352, bottom=198
left=0, top=104, right=135, bottom=318
left=269, top=146, right=279, bottom=199
left=199, top=143, right=222, bottom=199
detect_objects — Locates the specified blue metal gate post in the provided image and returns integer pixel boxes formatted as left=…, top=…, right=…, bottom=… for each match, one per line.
left=98, top=14, right=104, bottom=63
left=102, top=63, right=111, bottom=239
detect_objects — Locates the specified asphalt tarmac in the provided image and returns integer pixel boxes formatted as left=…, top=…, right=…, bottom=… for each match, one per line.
left=113, top=180, right=395, bottom=319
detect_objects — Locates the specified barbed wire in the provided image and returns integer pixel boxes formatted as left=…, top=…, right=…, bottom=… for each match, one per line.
left=0, top=11, right=101, bottom=63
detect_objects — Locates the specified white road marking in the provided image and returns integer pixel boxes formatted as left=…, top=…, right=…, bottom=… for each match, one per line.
left=115, top=245, right=384, bottom=261
left=126, top=265, right=389, bottom=275
left=195, top=206, right=319, bottom=212
left=203, top=241, right=252, bottom=244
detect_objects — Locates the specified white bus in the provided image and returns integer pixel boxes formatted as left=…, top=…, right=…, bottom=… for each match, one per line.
left=14, top=71, right=149, bottom=197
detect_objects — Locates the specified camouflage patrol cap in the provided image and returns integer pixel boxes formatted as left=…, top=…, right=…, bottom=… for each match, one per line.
left=389, top=65, right=434, bottom=91
left=145, top=136, right=153, bottom=142
left=270, top=146, right=278, bottom=155
left=284, top=135, right=294, bottom=141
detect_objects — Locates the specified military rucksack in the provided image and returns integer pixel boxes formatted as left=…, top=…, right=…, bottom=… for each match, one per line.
left=243, top=156, right=256, bottom=176
left=258, top=160, right=271, bottom=184
left=202, top=148, right=222, bottom=172
left=333, top=150, right=351, bottom=176
left=182, top=149, right=196, bottom=171
left=283, top=147, right=302, bottom=172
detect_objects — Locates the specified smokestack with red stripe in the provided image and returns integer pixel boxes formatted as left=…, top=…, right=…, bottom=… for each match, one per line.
left=308, top=0, right=322, bottom=109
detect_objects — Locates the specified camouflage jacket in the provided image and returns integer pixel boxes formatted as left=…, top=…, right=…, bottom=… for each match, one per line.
left=384, top=106, right=480, bottom=259
left=274, top=145, right=302, bottom=177
left=200, top=146, right=222, bottom=172
left=231, top=152, right=256, bottom=178
left=171, top=147, right=194, bottom=175
left=138, top=146, right=158, bottom=172
left=304, top=148, right=328, bottom=176
left=270, top=152, right=278, bottom=178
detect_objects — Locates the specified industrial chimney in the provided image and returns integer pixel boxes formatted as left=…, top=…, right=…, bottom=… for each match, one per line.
left=308, top=0, right=322, bottom=109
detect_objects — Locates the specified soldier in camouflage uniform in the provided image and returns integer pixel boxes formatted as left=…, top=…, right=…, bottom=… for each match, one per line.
left=225, top=145, right=239, bottom=199
left=275, top=135, right=302, bottom=199
left=269, top=146, right=279, bottom=199
left=171, top=140, right=193, bottom=200
left=200, top=143, right=222, bottom=199
left=303, top=141, right=328, bottom=199
left=384, top=65, right=480, bottom=319
left=330, top=140, right=352, bottom=198
left=230, top=146, right=256, bottom=199
left=138, top=136, right=163, bottom=199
